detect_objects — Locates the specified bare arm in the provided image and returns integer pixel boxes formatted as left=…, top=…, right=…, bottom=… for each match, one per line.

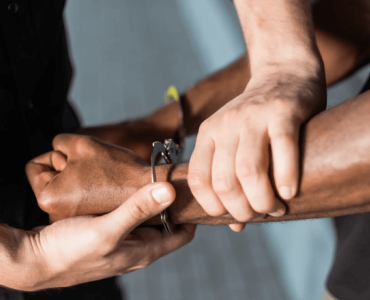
left=0, top=224, right=39, bottom=290
left=147, top=0, right=370, bottom=139
left=313, top=0, right=370, bottom=85
left=0, top=183, right=194, bottom=291
left=32, top=0, right=370, bottom=225
left=84, top=0, right=370, bottom=164
left=148, top=88, right=370, bottom=225
left=27, top=88, right=370, bottom=225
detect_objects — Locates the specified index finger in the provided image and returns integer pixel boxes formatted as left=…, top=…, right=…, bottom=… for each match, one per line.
left=130, top=224, right=196, bottom=265
left=52, top=133, right=81, bottom=156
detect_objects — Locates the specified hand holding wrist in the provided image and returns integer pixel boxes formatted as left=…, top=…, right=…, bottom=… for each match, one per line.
left=188, top=50, right=327, bottom=230
left=249, top=51, right=325, bottom=84
left=20, top=182, right=195, bottom=290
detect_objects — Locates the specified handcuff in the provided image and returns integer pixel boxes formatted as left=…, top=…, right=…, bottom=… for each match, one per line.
left=150, top=86, right=184, bottom=233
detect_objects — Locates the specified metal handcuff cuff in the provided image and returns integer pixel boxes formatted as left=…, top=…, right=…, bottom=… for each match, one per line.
left=151, top=86, right=185, bottom=233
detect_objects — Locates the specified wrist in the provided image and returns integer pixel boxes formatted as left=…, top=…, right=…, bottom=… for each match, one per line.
left=0, top=227, right=49, bottom=291
left=145, top=101, right=179, bottom=139
left=250, top=51, right=324, bottom=80
left=141, top=163, right=174, bottom=227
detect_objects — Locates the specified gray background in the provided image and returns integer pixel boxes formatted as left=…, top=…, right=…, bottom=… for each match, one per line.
left=64, top=1, right=370, bottom=299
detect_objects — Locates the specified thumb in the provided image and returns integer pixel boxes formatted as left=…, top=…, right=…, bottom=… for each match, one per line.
left=52, top=151, right=68, bottom=172
left=95, top=182, right=176, bottom=238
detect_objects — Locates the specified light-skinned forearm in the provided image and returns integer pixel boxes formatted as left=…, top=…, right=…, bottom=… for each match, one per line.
left=146, top=1, right=370, bottom=138
left=233, top=0, right=322, bottom=76
left=0, top=224, right=43, bottom=291
left=81, top=1, right=370, bottom=155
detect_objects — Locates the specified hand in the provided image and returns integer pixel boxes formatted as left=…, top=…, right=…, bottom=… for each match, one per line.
left=188, top=68, right=326, bottom=231
left=75, top=116, right=177, bottom=163
left=26, top=182, right=195, bottom=291
left=26, top=133, right=152, bottom=222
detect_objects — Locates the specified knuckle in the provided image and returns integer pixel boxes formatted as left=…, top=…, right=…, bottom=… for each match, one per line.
left=276, top=166, right=296, bottom=181
left=212, top=176, right=235, bottom=195
left=236, top=159, right=259, bottom=180
left=272, top=98, right=292, bottom=112
left=188, top=170, right=208, bottom=191
left=25, top=161, right=32, bottom=173
left=269, top=123, right=295, bottom=140
left=252, top=199, right=275, bottom=214
left=128, top=196, right=152, bottom=221
left=237, top=211, right=256, bottom=223
left=198, top=120, right=211, bottom=136
left=206, top=205, right=226, bottom=217
left=37, top=190, right=71, bottom=219
left=270, top=102, right=299, bottom=124
left=52, top=133, right=63, bottom=145
left=271, top=129, right=291, bottom=141
left=220, top=110, right=236, bottom=127
left=244, top=102, right=260, bottom=115
left=75, top=136, right=94, bottom=154
left=37, top=190, right=54, bottom=213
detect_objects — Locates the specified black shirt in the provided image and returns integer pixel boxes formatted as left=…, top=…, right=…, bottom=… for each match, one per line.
left=0, top=0, right=77, bottom=230
left=0, top=1, right=121, bottom=299
left=326, top=75, right=370, bottom=300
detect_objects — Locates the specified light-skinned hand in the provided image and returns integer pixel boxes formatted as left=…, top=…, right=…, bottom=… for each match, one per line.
left=188, top=67, right=326, bottom=231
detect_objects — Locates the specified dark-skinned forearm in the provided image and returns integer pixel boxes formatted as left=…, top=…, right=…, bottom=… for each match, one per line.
left=75, top=1, right=370, bottom=151
left=313, top=0, right=370, bottom=85
left=147, top=6, right=370, bottom=139
left=143, top=90, right=370, bottom=225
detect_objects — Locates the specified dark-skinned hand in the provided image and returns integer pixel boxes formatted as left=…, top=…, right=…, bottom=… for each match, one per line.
left=26, top=133, right=153, bottom=222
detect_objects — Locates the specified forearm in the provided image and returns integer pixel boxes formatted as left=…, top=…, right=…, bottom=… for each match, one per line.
left=95, top=0, right=368, bottom=143
left=146, top=53, right=251, bottom=136
left=234, top=0, right=322, bottom=75
left=55, top=90, right=370, bottom=224
left=313, top=0, right=370, bottom=85
left=0, top=224, right=42, bottom=291
left=146, top=89, right=370, bottom=225
left=147, top=20, right=368, bottom=137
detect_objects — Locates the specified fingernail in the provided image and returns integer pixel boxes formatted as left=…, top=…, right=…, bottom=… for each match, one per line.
left=269, top=208, right=285, bottom=217
left=151, top=186, right=171, bottom=205
left=279, top=186, right=293, bottom=200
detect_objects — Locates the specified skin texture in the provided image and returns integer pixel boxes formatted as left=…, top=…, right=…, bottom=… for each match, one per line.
left=1, top=0, right=370, bottom=291
left=25, top=87, right=370, bottom=226
left=0, top=182, right=195, bottom=291
left=77, top=0, right=370, bottom=164
left=74, top=0, right=370, bottom=230
left=187, top=0, right=327, bottom=231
